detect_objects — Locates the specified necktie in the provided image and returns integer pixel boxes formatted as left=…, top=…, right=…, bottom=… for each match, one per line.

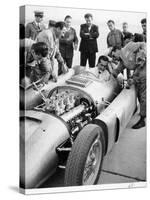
left=37, top=23, right=40, bottom=30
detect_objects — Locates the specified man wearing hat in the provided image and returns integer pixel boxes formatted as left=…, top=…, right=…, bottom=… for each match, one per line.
left=25, top=11, right=46, bottom=40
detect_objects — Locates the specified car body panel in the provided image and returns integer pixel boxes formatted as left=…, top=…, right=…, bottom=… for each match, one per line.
left=20, top=110, right=70, bottom=188
left=20, top=66, right=137, bottom=188
left=94, top=85, right=136, bottom=153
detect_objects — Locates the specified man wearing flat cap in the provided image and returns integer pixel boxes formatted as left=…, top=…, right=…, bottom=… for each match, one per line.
left=25, top=11, right=46, bottom=40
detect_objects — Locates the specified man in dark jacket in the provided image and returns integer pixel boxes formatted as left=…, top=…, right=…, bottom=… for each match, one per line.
left=107, top=20, right=123, bottom=56
left=122, top=22, right=133, bottom=47
left=59, top=15, right=78, bottom=68
left=25, top=11, right=46, bottom=40
left=141, top=18, right=146, bottom=42
left=79, top=13, right=99, bottom=68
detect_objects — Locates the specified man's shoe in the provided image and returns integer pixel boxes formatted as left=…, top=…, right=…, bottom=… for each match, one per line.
left=132, top=118, right=145, bottom=129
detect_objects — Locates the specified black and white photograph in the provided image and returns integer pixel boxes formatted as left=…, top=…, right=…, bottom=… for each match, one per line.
left=19, top=4, right=147, bottom=194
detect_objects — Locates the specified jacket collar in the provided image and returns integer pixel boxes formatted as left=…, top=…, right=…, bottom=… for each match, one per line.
left=32, top=21, right=41, bottom=30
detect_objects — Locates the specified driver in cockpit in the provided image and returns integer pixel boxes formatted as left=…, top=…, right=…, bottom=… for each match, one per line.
left=97, top=55, right=113, bottom=81
left=89, top=55, right=115, bottom=82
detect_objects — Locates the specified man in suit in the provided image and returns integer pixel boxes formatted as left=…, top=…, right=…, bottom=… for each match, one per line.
left=59, top=15, right=78, bottom=68
left=25, top=11, right=46, bottom=40
left=79, top=13, right=99, bottom=68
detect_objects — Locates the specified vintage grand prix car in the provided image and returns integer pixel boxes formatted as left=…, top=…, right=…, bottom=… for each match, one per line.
left=20, top=66, right=137, bottom=189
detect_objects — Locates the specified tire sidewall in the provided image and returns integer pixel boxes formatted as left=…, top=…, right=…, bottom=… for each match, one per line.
left=65, top=124, right=105, bottom=186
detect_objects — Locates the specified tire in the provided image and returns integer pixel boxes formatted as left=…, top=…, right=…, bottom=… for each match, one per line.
left=64, top=124, right=105, bottom=186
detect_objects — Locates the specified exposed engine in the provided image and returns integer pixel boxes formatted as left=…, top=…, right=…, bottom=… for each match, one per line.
left=45, top=91, right=77, bottom=116
left=34, top=87, right=97, bottom=140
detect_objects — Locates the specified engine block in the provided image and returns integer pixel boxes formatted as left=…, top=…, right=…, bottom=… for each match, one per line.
left=44, top=90, right=76, bottom=116
left=34, top=88, right=96, bottom=139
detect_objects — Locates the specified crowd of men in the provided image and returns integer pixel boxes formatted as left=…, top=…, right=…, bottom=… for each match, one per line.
left=19, top=10, right=147, bottom=129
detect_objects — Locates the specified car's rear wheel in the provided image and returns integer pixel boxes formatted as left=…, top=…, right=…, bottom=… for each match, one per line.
left=64, top=124, right=105, bottom=186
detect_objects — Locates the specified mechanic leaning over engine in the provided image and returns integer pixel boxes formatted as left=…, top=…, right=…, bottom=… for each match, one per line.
left=30, top=42, right=57, bottom=84
left=111, top=40, right=146, bottom=129
left=36, top=21, right=68, bottom=78
left=26, top=21, right=68, bottom=83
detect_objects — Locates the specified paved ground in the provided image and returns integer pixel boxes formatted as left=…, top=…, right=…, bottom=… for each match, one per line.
left=41, top=110, right=146, bottom=188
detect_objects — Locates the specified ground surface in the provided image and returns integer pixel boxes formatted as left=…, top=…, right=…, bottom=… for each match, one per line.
left=41, top=110, right=146, bottom=188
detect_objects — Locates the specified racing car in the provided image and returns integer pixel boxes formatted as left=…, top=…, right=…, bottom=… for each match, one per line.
left=20, top=66, right=137, bottom=189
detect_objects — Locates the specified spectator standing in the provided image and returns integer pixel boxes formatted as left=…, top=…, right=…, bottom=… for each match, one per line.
left=79, top=13, right=99, bottom=68
left=141, top=18, right=146, bottom=42
left=122, top=22, right=133, bottom=46
left=107, top=20, right=123, bottom=55
left=59, top=15, right=78, bottom=68
left=122, top=22, right=133, bottom=78
left=25, top=11, right=46, bottom=40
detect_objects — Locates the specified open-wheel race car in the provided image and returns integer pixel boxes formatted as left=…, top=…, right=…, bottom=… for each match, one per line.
left=20, top=66, right=137, bottom=188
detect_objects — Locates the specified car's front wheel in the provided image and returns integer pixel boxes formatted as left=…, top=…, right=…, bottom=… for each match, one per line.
left=64, top=124, right=105, bottom=186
